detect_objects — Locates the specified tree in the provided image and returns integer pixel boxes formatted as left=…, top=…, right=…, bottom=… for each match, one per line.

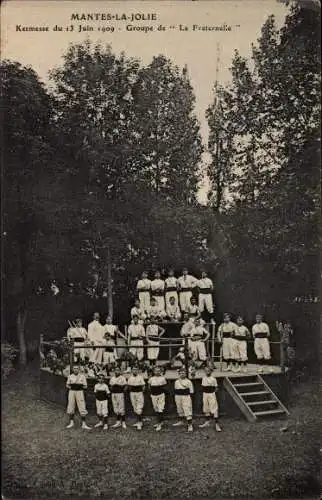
left=131, top=56, right=203, bottom=202
left=1, top=60, right=54, bottom=364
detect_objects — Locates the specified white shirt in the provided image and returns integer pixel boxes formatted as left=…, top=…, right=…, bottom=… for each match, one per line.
left=88, top=320, right=105, bottom=344
left=66, top=373, right=87, bottom=388
left=197, top=277, right=213, bottom=290
left=151, top=279, right=165, bottom=292
left=252, top=322, right=270, bottom=337
left=102, top=324, right=117, bottom=337
left=174, top=378, right=194, bottom=394
left=201, top=375, right=218, bottom=388
left=131, top=306, right=146, bottom=319
left=235, top=325, right=250, bottom=338
left=127, top=374, right=145, bottom=387
left=146, top=324, right=161, bottom=339
left=67, top=326, right=87, bottom=341
left=128, top=323, right=145, bottom=339
left=146, top=305, right=166, bottom=317
left=178, top=275, right=197, bottom=290
left=137, top=279, right=151, bottom=291
left=110, top=374, right=127, bottom=387
left=166, top=303, right=181, bottom=318
left=94, top=382, right=110, bottom=396
left=149, top=375, right=167, bottom=387
left=187, top=304, right=200, bottom=316
left=191, top=325, right=207, bottom=340
left=181, top=319, right=195, bottom=337
left=165, top=277, right=178, bottom=289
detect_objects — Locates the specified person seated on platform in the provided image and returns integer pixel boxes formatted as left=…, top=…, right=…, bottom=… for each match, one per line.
left=217, top=313, right=237, bottom=372
left=165, top=296, right=182, bottom=322
left=136, top=271, right=151, bottom=313
left=67, top=318, right=88, bottom=362
left=165, top=269, right=179, bottom=311
left=146, top=316, right=165, bottom=367
left=252, top=314, right=273, bottom=373
left=188, top=318, right=209, bottom=367
left=151, top=270, right=165, bottom=311
left=88, top=312, right=106, bottom=364
left=232, top=316, right=250, bottom=373
left=186, top=296, right=201, bottom=320
left=177, top=268, right=198, bottom=313
left=146, top=297, right=166, bottom=322
left=66, top=364, right=91, bottom=429
left=130, top=299, right=146, bottom=324
left=171, top=347, right=189, bottom=369
left=197, top=271, right=215, bottom=323
left=128, top=315, right=146, bottom=362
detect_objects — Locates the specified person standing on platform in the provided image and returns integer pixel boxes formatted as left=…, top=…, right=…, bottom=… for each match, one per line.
left=197, top=271, right=215, bottom=323
left=128, top=315, right=146, bottom=362
left=217, top=313, right=237, bottom=372
left=102, top=316, right=127, bottom=366
left=188, top=318, right=209, bottom=365
left=88, top=312, right=105, bottom=364
left=232, top=316, right=250, bottom=372
left=151, top=270, right=165, bottom=311
left=146, top=317, right=165, bottom=366
left=136, top=271, right=151, bottom=313
left=67, top=318, right=88, bottom=362
left=164, top=269, right=179, bottom=310
left=252, top=314, right=272, bottom=373
left=177, top=268, right=197, bottom=313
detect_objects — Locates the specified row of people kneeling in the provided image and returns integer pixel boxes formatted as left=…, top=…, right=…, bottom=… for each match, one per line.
left=68, top=312, right=275, bottom=374
left=66, top=364, right=221, bottom=433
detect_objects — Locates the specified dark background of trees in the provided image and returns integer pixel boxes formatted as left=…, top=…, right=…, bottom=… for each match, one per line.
left=2, top=2, right=320, bottom=373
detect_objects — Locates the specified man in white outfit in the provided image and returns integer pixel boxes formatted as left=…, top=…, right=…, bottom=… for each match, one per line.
left=177, top=268, right=197, bottom=313
left=67, top=318, right=88, bottom=362
left=136, top=271, right=151, bottom=312
left=151, top=270, right=165, bottom=310
left=164, top=269, right=179, bottom=310
left=197, top=271, right=215, bottom=321
left=88, top=312, right=105, bottom=363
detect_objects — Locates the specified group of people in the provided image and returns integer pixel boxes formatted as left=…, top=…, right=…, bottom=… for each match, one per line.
left=66, top=308, right=274, bottom=374
left=66, top=364, right=221, bottom=433
left=136, top=269, right=215, bottom=322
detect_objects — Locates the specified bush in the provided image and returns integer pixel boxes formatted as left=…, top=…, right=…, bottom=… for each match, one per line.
left=1, top=343, right=18, bottom=379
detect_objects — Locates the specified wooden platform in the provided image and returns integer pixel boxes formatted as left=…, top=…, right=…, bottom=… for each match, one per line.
left=40, top=364, right=288, bottom=418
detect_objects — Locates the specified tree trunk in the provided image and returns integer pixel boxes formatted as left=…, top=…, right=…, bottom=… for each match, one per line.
left=17, top=308, right=27, bottom=365
left=107, top=245, right=113, bottom=320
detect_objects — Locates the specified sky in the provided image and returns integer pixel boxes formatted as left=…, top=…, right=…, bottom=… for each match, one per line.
left=2, top=0, right=289, bottom=199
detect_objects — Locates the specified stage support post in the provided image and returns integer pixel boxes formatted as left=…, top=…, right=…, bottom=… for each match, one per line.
left=211, top=322, right=215, bottom=362
left=280, top=341, right=285, bottom=374
left=69, top=341, right=74, bottom=370
left=184, top=336, right=189, bottom=376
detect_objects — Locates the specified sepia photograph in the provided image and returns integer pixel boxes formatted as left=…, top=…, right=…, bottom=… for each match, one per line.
left=1, top=0, right=321, bottom=499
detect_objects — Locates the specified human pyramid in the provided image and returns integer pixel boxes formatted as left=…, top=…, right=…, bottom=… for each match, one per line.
left=65, top=268, right=274, bottom=432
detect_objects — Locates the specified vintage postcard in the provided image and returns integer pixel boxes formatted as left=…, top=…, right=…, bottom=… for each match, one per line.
left=1, top=1, right=320, bottom=499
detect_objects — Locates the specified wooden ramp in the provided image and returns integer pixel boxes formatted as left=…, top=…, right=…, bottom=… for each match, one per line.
left=223, top=374, right=290, bottom=422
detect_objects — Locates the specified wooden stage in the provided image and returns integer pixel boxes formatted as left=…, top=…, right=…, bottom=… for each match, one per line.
left=40, top=364, right=289, bottom=419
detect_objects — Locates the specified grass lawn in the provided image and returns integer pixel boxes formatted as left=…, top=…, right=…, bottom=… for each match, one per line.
left=2, top=363, right=321, bottom=499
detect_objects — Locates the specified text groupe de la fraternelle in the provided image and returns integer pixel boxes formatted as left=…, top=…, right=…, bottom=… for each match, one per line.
left=15, top=12, right=232, bottom=32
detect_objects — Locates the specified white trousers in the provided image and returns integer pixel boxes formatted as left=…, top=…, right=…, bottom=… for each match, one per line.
left=151, top=394, right=165, bottom=413
left=73, top=342, right=85, bottom=361
left=96, top=399, right=108, bottom=417
left=147, top=339, right=159, bottom=360
left=231, top=339, right=248, bottom=361
left=165, top=291, right=179, bottom=309
left=203, top=393, right=218, bottom=417
left=129, top=339, right=144, bottom=361
left=254, top=338, right=271, bottom=360
left=103, top=351, right=117, bottom=364
left=222, top=338, right=233, bottom=360
left=139, top=291, right=150, bottom=311
left=130, top=392, right=144, bottom=415
left=67, top=390, right=87, bottom=416
left=175, top=395, right=192, bottom=418
left=179, top=291, right=192, bottom=312
left=90, top=346, right=105, bottom=363
left=198, top=293, right=214, bottom=313
left=112, top=393, right=125, bottom=416
left=188, top=340, right=207, bottom=361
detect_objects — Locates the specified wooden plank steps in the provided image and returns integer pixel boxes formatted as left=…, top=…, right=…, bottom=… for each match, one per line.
left=223, top=374, right=290, bottom=422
